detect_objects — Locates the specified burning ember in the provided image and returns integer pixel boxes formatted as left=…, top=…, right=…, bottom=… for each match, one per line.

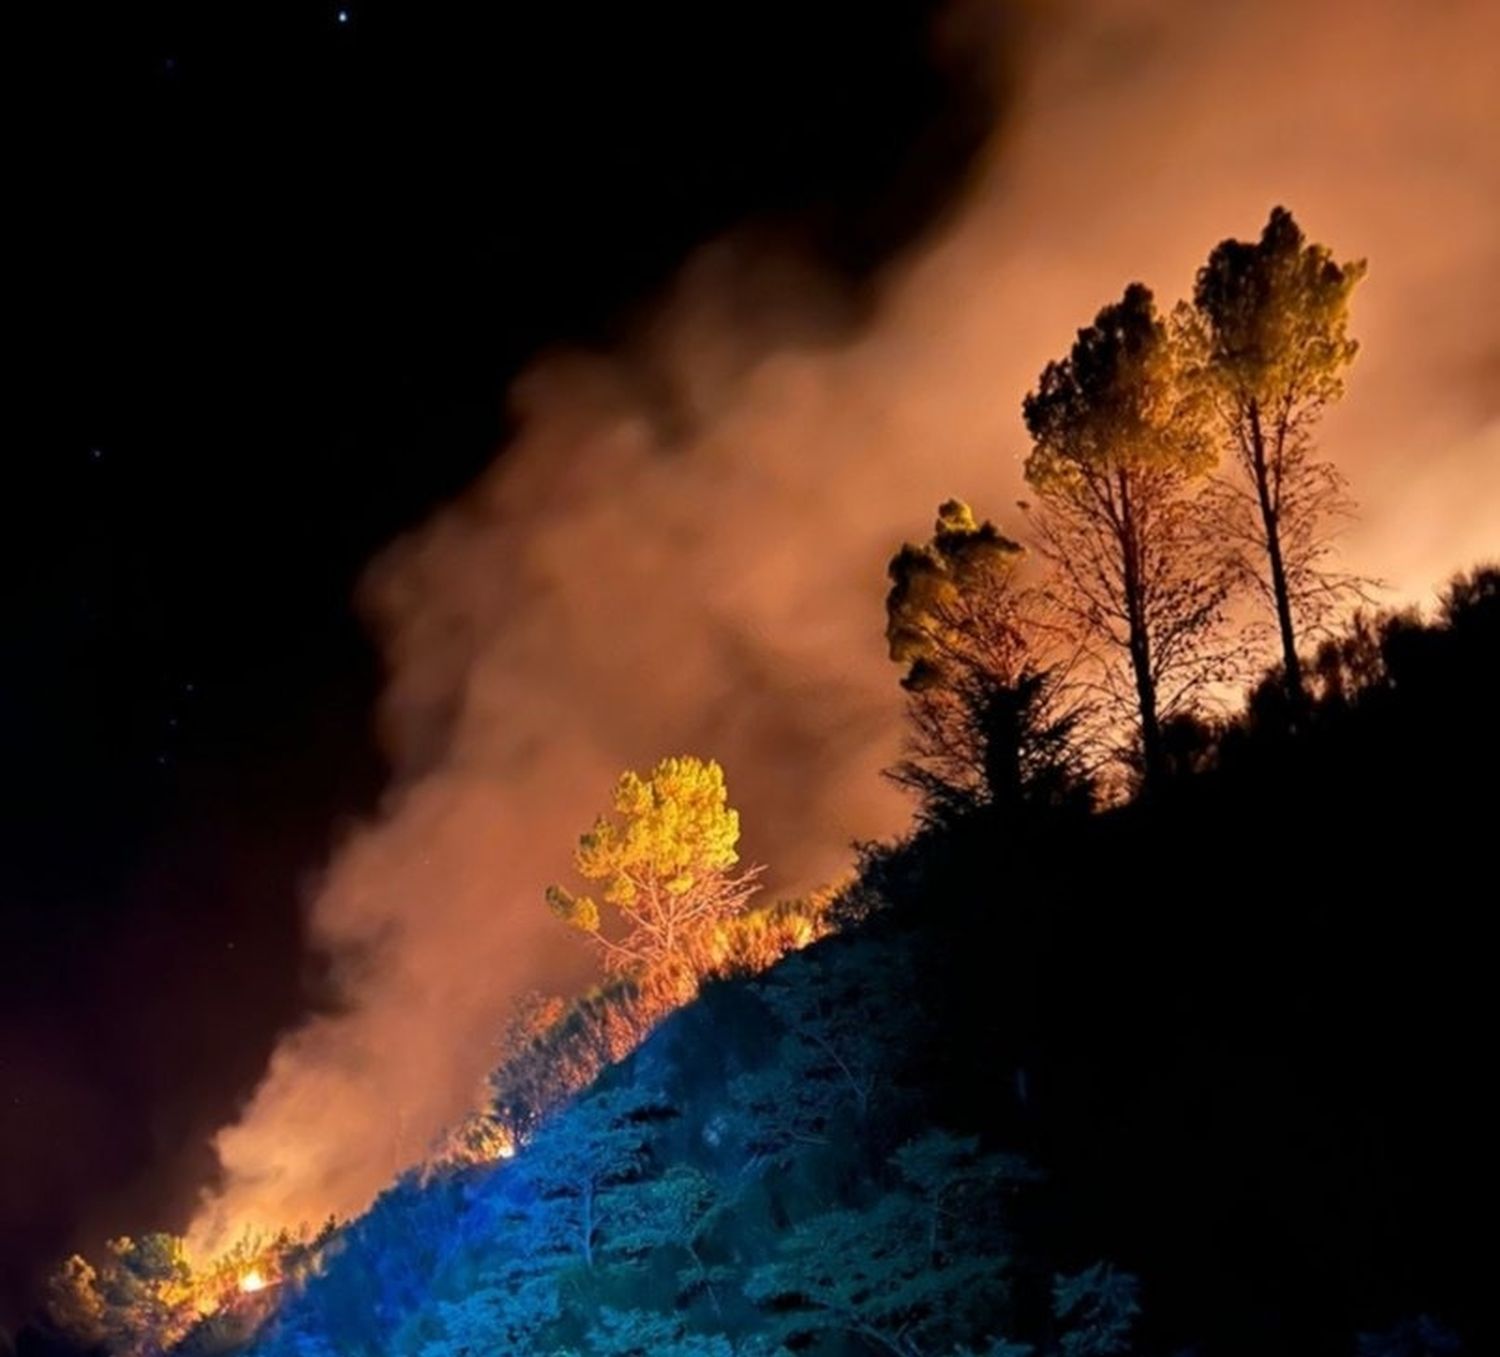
left=238, top=1269, right=268, bottom=1295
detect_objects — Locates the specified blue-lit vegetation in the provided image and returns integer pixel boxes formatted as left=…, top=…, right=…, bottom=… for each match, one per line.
left=30, top=206, right=1497, bottom=1357
left=229, top=564, right=1493, bottom=1357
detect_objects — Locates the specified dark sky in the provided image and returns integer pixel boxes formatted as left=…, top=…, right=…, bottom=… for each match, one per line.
left=2, top=0, right=1003, bottom=1325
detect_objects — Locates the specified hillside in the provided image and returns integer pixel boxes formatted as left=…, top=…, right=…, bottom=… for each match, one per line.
left=66, top=566, right=1485, bottom=1357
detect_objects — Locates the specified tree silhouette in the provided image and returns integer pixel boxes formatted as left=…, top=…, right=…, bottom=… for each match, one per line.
left=547, top=756, right=764, bottom=975
left=1023, top=283, right=1234, bottom=789
left=885, top=501, right=1087, bottom=821
left=1182, top=205, right=1368, bottom=699
left=887, top=499, right=1028, bottom=698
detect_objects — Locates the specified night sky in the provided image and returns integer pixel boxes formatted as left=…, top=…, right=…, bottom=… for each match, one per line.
left=9, top=0, right=1497, bottom=1338
left=3, top=0, right=1002, bottom=1321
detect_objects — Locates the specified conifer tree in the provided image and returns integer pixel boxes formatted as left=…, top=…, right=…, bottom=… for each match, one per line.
left=1182, top=206, right=1367, bottom=698
left=1023, top=284, right=1233, bottom=788
left=547, top=756, right=764, bottom=975
left=886, top=502, right=1086, bottom=820
left=887, top=499, right=1028, bottom=697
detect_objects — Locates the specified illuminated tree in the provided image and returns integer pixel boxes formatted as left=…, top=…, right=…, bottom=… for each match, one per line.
left=547, top=756, right=764, bottom=974
left=886, top=500, right=1090, bottom=821
left=1182, top=206, right=1368, bottom=698
left=430, top=1105, right=515, bottom=1169
left=704, top=886, right=840, bottom=976
left=887, top=498, right=1028, bottom=694
left=1023, top=283, right=1234, bottom=789
left=605, top=1165, right=727, bottom=1315
left=44, top=1255, right=107, bottom=1349
left=91, top=1233, right=196, bottom=1356
left=487, top=979, right=651, bottom=1137
left=418, top=1273, right=561, bottom=1357
left=513, top=1084, right=663, bottom=1268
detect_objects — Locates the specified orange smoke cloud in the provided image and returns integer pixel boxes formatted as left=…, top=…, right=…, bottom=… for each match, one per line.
left=188, top=0, right=1498, bottom=1252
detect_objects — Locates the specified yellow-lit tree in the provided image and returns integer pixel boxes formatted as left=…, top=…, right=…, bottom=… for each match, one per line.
left=1023, top=284, right=1235, bottom=790
left=547, top=756, right=764, bottom=975
left=886, top=501, right=1087, bottom=820
left=886, top=498, right=1027, bottom=693
left=46, top=1233, right=199, bottom=1357
left=44, top=1255, right=107, bottom=1349
left=1181, top=206, right=1368, bottom=699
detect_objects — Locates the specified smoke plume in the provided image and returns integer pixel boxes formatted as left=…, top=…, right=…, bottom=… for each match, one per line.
left=189, top=0, right=1498, bottom=1250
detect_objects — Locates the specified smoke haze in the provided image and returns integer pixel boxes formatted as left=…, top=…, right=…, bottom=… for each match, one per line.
left=189, top=0, right=1499, bottom=1250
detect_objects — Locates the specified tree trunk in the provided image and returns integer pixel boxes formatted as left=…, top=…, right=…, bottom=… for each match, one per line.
left=1118, top=471, right=1164, bottom=789
left=1130, top=623, right=1163, bottom=788
left=1248, top=401, right=1303, bottom=700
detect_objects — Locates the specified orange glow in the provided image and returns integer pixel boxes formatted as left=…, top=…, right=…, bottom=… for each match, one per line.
left=238, top=1269, right=268, bottom=1295
left=180, top=0, right=1498, bottom=1266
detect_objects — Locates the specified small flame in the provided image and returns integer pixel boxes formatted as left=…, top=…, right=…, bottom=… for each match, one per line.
left=497, top=1142, right=516, bottom=1160
left=238, top=1269, right=268, bottom=1295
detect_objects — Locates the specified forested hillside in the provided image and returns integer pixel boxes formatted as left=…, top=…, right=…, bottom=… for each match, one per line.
left=24, top=207, right=1496, bottom=1357
left=66, top=564, right=1487, bottom=1357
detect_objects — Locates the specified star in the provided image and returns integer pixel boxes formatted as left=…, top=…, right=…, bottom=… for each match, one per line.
left=336, top=9, right=349, bottom=23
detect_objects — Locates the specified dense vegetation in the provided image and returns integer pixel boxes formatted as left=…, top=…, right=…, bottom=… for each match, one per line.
left=69, top=566, right=1488, bottom=1357
left=22, top=210, right=1496, bottom=1357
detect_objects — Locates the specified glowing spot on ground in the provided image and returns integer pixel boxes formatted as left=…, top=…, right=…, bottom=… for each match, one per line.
left=238, top=1270, right=268, bottom=1294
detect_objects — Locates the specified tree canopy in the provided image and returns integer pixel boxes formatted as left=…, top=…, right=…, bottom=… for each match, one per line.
left=885, top=500, right=1082, bottom=820
left=886, top=498, right=1026, bottom=694
left=1023, top=284, right=1232, bottom=789
left=1182, top=204, right=1367, bottom=695
left=547, top=755, right=763, bottom=974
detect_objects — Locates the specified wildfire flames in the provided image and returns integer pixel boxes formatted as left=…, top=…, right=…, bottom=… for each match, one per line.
left=237, top=1270, right=268, bottom=1295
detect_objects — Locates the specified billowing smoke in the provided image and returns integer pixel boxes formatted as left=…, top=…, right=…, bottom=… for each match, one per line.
left=188, top=0, right=1498, bottom=1250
